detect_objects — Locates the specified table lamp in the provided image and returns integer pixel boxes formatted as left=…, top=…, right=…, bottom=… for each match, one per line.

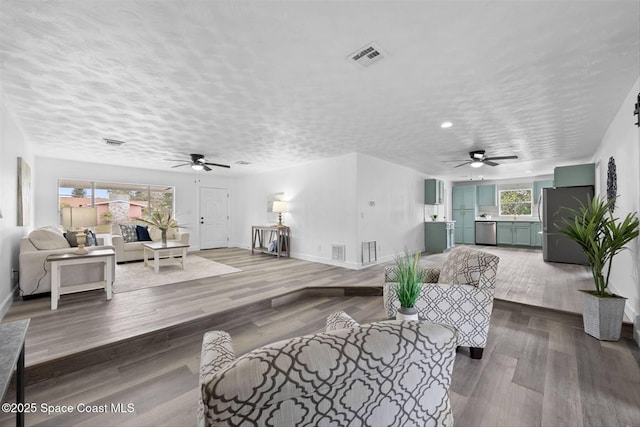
left=272, top=201, right=288, bottom=226
left=61, top=207, right=98, bottom=254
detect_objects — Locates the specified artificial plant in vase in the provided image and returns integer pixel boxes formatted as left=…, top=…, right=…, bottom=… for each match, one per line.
left=394, top=251, right=425, bottom=320
left=136, top=209, right=182, bottom=245
left=559, top=195, right=639, bottom=340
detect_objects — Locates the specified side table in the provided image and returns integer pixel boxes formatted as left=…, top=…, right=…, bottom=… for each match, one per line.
left=48, top=249, right=115, bottom=310
left=0, top=319, right=30, bottom=427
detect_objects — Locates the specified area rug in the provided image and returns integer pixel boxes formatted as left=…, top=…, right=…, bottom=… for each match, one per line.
left=113, top=255, right=241, bottom=293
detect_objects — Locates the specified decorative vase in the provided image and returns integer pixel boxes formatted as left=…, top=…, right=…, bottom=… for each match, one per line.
left=580, top=290, right=627, bottom=341
left=396, top=306, right=419, bottom=321
left=161, top=229, right=168, bottom=245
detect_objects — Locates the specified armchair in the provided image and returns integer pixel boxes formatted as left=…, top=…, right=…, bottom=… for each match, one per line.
left=384, top=246, right=500, bottom=359
left=198, top=313, right=457, bottom=427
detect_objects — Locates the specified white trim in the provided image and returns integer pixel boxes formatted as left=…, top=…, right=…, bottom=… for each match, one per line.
left=0, top=284, right=18, bottom=320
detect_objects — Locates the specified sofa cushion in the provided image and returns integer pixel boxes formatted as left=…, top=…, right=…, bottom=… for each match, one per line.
left=123, top=241, right=146, bottom=252
left=325, top=311, right=359, bottom=332
left=119, top=224, right=138, bottom=243
left=136, top=225, right=153, bottom=241
left=438, top=247, right=482, bottom=287
left=29, top=229, right=70, bottom=250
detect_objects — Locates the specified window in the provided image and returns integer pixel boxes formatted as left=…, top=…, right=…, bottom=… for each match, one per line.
left=499, top=189, right=532, bottom=216
left=58, top=179, right=174, bottom=233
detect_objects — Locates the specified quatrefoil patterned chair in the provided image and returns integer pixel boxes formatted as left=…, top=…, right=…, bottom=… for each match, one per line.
left=384, top=246, right=500, bottom=359
left=198, top=311, right=458, bottom=427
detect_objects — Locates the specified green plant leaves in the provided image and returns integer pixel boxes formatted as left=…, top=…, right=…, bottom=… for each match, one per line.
left=394, top=251, right=424, bottom=308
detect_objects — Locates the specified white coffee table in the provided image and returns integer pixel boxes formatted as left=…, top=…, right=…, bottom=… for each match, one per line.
left=48, top=249, right=115, bottom=310
left=142, top=241, right=190, bottom=273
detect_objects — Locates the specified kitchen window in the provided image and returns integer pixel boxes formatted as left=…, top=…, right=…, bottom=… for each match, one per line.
left=499, top=189, right=532, bottom=216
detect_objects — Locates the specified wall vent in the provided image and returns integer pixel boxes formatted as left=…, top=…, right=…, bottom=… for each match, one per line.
left=347, top=42, right=385, bottom=69
left=332, top=244, right=346, bottom=261
left=103, top=138, right=126, bottom=146
left=362, top=241, right=377, bottom=265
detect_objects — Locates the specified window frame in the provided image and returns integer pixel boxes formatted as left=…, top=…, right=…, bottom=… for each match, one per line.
left=498, top=188, right=533, bottom=217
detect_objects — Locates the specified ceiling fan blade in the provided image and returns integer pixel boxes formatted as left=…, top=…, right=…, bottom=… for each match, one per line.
left=171, top=163, right=190, bottom=168
left=203, top=162, right=231, bottom=169
left=484, top=160, right=499, bottom=166
left=164, top=158, right=191, bottom=162
left=485, top=155, right=518, bottom=161
left=442, top=159, right=469, bottom=163
left=454, top=161, right=472, bottom=168
left=202, top=164, right=212, bottom=172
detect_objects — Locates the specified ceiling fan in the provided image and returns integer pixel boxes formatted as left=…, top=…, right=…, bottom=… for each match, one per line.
left=164, top=154, right=231, bottom=171
left=447, top=150, right=518, bottom=168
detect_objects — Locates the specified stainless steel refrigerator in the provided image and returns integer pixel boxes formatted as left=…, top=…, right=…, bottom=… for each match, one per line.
left=542, top=185, right=594, bottom=265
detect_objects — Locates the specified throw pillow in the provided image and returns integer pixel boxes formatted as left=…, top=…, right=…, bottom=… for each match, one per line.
left=136, top=225, right=153, bottom=241
left=85, top=230, right=98, bottom=246
left=63, top=231, right=79, bottom=247
left=119, top=224, right=138, bottom=243
left=438, top=247, right=482, bottom=287
left=29, top=229, right=70, bottom=250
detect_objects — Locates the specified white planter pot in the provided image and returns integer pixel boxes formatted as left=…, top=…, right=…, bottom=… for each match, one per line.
left=396, top=307, right=419, bottom=321
left=581, top=290, right=627, bottom=341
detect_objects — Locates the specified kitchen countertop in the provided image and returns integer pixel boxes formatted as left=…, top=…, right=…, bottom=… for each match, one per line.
left=475, top=218, right=540, bottom=223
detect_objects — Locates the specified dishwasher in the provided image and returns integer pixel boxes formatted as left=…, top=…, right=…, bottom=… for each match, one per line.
left=475, top=221, right=497, bottom=245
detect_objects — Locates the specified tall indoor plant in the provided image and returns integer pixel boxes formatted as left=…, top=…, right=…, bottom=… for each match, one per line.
left=559, top=195, right=639, bottom=340
left=394, top=251, right=425, bottom=320
left=137, top=209, right=181, bottom=245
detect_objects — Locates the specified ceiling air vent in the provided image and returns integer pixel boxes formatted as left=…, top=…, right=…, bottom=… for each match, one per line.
left=103, top=138, right=126, bottom=146
left=347, top=42, right=385, bottom=69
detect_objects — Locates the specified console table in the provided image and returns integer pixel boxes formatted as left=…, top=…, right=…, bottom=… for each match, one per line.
left=251, top=226, right=290, bottom=259
left=48, top=249, right=115, bottom=310
left=0, top=319, right=29, bottom=427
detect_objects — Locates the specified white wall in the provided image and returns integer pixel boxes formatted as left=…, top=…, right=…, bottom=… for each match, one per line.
left=0, top=102, right=34, bottom=318
left=32, top=157, right=235, bottom=251
left=591, top=77, right=640, bottom=344
left=233, top=153, right=360, bottom=268
left=356, top=153, right=432, bottom=263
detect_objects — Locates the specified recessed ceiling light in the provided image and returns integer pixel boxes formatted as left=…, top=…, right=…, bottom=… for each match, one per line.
left=440, top=121, right=453, bottom=129
left=525, top=170, right=532, bottom=173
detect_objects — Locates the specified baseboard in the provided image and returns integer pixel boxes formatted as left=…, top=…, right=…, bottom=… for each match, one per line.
left=0, top=284, right=19, bottom=320
left=608, top=283, right=639, bottom=347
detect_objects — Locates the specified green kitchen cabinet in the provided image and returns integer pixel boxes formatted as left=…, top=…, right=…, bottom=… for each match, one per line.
left=452, top=209, right=475, bottom=244
left=497, top=221, right=533, bottom=246
left=425, top=179, right=444, bottom=205
left=533, top=180, right=554, bottom=201
left=497, top=223, right=514, bottom=245
left=424, top=221, right=454, bottom=253
left=531, top=222, right=542, bottom=247
left=554, top=163, right=595, bottom=188
left=477, top=184, right=497, bottom=206
left=452, top=185, right=477, bottom=210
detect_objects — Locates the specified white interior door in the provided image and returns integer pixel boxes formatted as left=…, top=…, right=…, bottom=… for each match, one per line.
left=200, top=187, right=229, bottom=249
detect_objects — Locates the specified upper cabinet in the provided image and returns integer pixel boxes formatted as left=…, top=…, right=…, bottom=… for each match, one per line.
left=425, top=179, right=444, bottom=205
left=554, top=163, right=595, bottom=188
left=452, top=185, right=477, bottom=210
left=477, top=184, right=497, bottom=207
left=533, top=179, right=554, bottom=202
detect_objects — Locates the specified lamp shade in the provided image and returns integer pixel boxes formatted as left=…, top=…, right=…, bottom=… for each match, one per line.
left=272, top=201, right=288, bottom=213
left=61, top=207, right=98, bottom=229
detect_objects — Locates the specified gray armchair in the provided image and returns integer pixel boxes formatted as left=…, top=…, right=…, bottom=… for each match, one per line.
left=198, top=312, right=457, bottom=427
left=384, top=246, right=500, bottom=359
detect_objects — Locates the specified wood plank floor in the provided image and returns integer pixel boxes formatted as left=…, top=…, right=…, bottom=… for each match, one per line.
left=1, top=296, right=637, bottom=427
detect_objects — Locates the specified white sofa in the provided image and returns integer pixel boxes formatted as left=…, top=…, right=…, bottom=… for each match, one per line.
left=19, top=226, right=115, bottom=297
left=198, top=311, right=457, bottom=427
left=111, top=223, right=190, bottom=263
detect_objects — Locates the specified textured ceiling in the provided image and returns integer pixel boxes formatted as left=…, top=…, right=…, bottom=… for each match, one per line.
left=1, top=1, right=638, bottom=180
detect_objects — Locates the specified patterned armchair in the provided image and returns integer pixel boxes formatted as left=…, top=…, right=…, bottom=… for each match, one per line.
left=384, top=246, right=500, bottom=359
left=198, top=312, right=457, bottom=427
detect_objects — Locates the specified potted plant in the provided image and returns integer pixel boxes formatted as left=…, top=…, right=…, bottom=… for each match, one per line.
left=394, top=251, right=425, bottom=320
left=559, top=195, right=639, bottom=340
left=136, top=209, right=182, bottom=245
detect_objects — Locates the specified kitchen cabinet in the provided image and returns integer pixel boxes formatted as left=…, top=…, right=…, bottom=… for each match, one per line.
left=452, top=186, right=477, bottom=244
left=477, top=184, right=497, bottom=206
left=531, top=222, right=542, bottom=247
left=452, top=185, right=476, bottom=210
left=533, top=180, right=554, bottom=202
left=424, top=221, right=455, bottom=253
left=424, top=179, right=444, bottom=205
left=554, top=163, right=595, bottom=188
left=496, top=221, right=533, bottom=246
